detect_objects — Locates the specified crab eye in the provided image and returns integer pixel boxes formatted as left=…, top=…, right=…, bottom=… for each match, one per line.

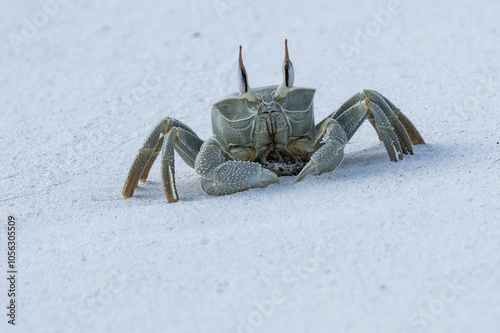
left=236, top=46, right=259, bottom=102
left=238, top=45, right=249, bottom=93
left=274, top=39, right=294, bottom=99
left=284, top=60, right=294, bottom=88
left=283, top=39, right=294, bottom=87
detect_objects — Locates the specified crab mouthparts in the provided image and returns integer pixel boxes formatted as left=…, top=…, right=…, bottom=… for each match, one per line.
left=259, top=146, right=305, bottom=176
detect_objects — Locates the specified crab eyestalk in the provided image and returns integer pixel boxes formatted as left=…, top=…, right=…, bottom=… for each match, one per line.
left=237, top=45, right=259, bottom=102
left=274, top=39, right=294, bottom=99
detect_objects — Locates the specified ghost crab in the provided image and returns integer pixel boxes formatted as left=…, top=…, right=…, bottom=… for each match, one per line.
left=122, top=40, right=425, bottom=203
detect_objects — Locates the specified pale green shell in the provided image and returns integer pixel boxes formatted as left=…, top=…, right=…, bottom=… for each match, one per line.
left=211, top=85, right=316, bottom=147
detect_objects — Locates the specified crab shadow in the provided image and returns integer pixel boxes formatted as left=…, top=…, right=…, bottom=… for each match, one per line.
left=128, top=175, right=205, bottom=204
left=328, top=142, right=444, bottom=180
left=279, top=141, right=447, bottom=187
left=124, top=142, right=448, bottom=204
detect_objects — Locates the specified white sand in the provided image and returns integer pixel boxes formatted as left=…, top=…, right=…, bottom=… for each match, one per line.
left=1, top=0, right=499, bottom=332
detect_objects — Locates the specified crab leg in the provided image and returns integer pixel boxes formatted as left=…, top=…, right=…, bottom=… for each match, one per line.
left=294, top=91, right=424, bottom=183
left=139, top=136, right=164, bottom=182
left=334, top=98, right=402, bottom=161
left=160, top=127, right=203, bottom=202
left=367, top=101, right=403, bottom=161
left=122, top=117, right=201, bottom=199
left=366, top=92, right=412, bottom=155
left=376, top=93, right=425, bottom=145
left=195, top=137, right=279, bottom=196
left=318, top=90, right=424, bottom=149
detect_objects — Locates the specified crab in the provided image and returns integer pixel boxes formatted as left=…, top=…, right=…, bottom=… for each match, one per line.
left=122, top=40, right=425, bottom=203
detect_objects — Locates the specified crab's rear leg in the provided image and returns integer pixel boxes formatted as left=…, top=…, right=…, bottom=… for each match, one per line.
left=333, top=97, right=404, bottom=161
left=122, top=117, right=202, bottom=200
left=376, top=92, right=425, bottom=145
left=195, top=137, right=279, bottom=196
left=294, top=91, right=424, bottom=183
left=320, top=90, right=425, bottom=148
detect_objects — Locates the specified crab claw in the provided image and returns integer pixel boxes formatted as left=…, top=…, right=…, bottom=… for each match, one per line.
left=292, top=161, right=318, bottom=184
left=293, top=119, right=347, bottom=184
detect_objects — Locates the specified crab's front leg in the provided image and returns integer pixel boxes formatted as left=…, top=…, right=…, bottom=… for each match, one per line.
left=195, top=137, right=279, bottom=196
left=293, top=119, right=348, bottom=183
